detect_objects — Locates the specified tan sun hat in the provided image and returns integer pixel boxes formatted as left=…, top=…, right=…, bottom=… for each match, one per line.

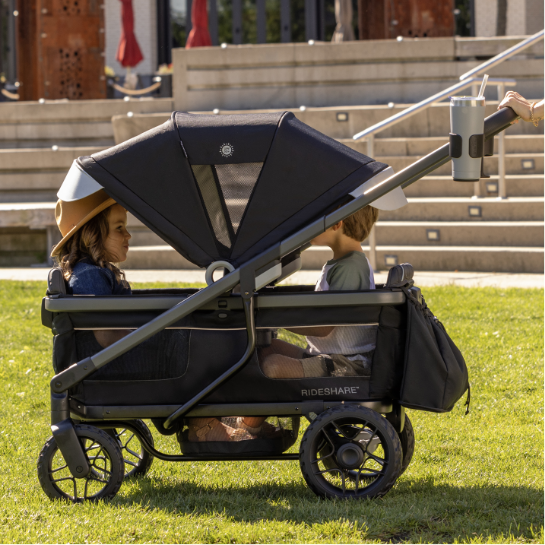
left=51, top=189, right=116, bottom=257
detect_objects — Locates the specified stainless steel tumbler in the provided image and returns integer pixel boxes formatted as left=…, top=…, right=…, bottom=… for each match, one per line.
left=449, top=96, right=486, bottom=182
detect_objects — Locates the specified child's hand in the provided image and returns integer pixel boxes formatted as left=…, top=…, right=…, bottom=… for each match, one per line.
left=497, top=91, right=531, bottom=124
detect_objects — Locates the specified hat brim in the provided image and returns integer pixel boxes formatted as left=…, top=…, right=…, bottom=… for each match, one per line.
left=51, top=198, right=116, bottom=257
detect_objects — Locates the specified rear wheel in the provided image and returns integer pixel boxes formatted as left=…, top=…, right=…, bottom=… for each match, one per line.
left=300, top=405, right=402, bottom=499
left=37, top=424, right=124, bottom=502
left=398, top=414, right=415, bottom=475
left=103, top=420, right=154, bottom=478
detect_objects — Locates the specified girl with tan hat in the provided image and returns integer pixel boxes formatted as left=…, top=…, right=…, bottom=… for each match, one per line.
left=51, top=162, right=190, bottom=381
left=52, top=189, right=131, bottom=299
left=52, top=161, right=248, bottom=440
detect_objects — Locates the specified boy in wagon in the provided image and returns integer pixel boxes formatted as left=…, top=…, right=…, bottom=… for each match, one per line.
left=235, top=204, right=380, bottom=437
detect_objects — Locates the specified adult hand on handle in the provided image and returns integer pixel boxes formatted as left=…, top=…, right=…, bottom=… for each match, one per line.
left=498, top=91, right=544, bottom=125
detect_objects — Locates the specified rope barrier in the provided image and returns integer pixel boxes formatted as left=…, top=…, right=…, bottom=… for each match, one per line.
left=1, top=89, right=19, bottom=100
left=110, top=81, right=161, bottom=96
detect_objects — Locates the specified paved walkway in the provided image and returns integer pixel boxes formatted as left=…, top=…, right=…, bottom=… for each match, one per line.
left=0, top=268, right=542, bottom=288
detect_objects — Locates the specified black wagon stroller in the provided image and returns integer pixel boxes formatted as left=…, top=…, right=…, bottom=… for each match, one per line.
left=39, top=107, right=517, bottom=502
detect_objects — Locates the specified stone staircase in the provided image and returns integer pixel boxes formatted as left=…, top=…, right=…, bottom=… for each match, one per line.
left=0, top=98, right=173, bottom=265
left=0, top=99, right=542, bottom=272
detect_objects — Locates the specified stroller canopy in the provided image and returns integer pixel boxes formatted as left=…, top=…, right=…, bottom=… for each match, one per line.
left=66, top=112, right=389, bottom=268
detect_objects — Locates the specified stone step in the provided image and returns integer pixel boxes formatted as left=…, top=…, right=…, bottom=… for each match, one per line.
left=215, top=196, right=545, bottom=222
left=379, top=197, right=543, bottom=222
left=0, top=147, right=104, bottom=171
left=370, top=152, right=544, bottom=176
left=0, top=98, right=173, bottom=148
left=404, top=175, right=544, bottom=198
left=0, top=227, right=47, bottom=267
left=5, top=218, right=541, bottom=263
left=303, top=246, right=543, bottom=274
left=0, top=153, right=541, bottom=203
left=126, top=220, right=544, bottom=248
left=367, top=221, right=544, bottom=247
left=0, top=138, right=115, bottom=150
left=121, top=244, right=543, bottom=274
left=111, top=102, right=543, bottom=144
left=0, top=147, right=105, bottom=203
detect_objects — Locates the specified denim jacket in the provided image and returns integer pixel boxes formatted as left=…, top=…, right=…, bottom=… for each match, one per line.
left=67, top=258, right=132, bottom=296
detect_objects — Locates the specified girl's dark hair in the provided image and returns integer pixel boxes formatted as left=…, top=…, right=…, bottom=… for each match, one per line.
left=55, top=206, right=128, bottom=286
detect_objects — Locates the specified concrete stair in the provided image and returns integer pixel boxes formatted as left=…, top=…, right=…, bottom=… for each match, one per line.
left=0, top=97, right=173, bottom=149
left=0, top=99, right=542, bottom=272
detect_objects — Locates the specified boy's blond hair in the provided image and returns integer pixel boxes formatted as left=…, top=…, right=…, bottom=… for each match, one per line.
left=342, top=205, right=379, bottom=242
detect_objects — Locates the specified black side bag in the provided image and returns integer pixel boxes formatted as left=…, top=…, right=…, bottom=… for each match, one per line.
left=399, top=289, right=469, bottom=412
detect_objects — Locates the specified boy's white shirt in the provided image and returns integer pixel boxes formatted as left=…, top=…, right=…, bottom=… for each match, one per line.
left=306, top=254, right=377, bottom=359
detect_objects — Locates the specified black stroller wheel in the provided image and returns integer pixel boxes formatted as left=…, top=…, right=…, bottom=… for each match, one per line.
left=319, top=413, right=415, bottom=480
left=300, top=405, right=402, bottom=499
left=37, top=424, right=124, bottom=502
left=104, top=420, right=154, bottom=478
left=398, top=414, right=415, bottom=476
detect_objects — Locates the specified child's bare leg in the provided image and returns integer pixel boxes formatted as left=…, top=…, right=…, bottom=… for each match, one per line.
left=259, top=338, right=305, bottom=360
left=261, top=353, right=305, bottom=378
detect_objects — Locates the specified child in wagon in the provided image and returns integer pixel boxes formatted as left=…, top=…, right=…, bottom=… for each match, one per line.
left=233, top=204, right=380, bottom=438
left=261, top=204, right=379, bottom=378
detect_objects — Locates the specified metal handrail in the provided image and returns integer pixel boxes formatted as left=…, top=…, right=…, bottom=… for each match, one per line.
left=352, top=30, right=544, bottom=272
left=352, top=77, right=515, bottom=146
left=459, top=29, right=544, bottom=81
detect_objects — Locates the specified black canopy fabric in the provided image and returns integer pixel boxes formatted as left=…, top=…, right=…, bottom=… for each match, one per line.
left=78, top=112, right=388, bottom=268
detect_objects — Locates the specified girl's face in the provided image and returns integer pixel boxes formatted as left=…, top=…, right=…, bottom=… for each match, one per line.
left=104, top=204, right=131, bottom=262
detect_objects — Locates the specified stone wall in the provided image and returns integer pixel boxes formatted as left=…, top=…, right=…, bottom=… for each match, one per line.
left=172, top=36, right=544, bottom=112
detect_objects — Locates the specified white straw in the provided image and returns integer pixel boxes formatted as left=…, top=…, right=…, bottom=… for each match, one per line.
left=477, top=74, right=489, bottom=98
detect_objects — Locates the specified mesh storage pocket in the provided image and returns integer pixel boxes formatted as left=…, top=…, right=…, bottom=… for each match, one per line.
left=370, top=306, right=406, bottom=398
left=75, top=329, right=190, bottom=381
left=177, top=416, right=300, bottom=456
left=400, top=293, right=469, bottom=412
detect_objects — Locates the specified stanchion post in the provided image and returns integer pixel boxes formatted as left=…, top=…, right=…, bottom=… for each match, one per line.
left=366, top=135, right=377, bottom=269
left=497, top=83, right=507, bottom=198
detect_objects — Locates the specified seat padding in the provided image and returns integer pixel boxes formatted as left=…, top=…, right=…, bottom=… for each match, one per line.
left=385, top=263, right=414, bottom=289
left=47, top=268, right=67, bottom=296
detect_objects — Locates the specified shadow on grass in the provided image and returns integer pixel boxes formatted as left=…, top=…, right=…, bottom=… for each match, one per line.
left=116, top=474, right=543, bottom=541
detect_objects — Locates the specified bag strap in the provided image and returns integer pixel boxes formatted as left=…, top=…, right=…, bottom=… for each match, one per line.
left=464, top=383, right=471, bottom=415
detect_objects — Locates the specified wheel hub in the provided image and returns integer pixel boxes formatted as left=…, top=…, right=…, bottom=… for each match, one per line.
left=354, top=429, right=381, bottom=454
left=336, top=443, right=364, bottom=469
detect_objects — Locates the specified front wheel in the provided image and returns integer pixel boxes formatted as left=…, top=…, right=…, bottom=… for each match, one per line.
left=300, top=405, right=402, bottom=499
left=37, top=424, right=124, bottom=502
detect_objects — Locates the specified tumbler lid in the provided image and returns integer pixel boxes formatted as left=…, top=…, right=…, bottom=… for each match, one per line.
left=450, top=96, right=485, bottom=107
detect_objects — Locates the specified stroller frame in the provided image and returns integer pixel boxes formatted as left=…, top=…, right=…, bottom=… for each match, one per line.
left=42, top=108, right=516, bottom=497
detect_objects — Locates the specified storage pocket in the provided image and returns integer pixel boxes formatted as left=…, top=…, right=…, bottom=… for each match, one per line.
left=76, top=329, right=190, bottom=381
left=399, top=292, right=469, bottom=412
left=370, top=306, right=406, bottom=398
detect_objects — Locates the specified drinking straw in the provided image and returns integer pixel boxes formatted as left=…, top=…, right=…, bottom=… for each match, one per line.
left=477, top=74, right=489, bottom=98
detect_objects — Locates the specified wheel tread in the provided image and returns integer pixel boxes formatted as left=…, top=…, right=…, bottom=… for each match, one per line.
left=300, top=405, right=403, bottom=500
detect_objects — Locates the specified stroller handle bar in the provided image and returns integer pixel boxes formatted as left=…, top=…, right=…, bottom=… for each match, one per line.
left=50, top=106, right=518, bottom=398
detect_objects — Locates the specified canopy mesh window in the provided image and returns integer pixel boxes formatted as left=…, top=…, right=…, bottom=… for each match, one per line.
left=192, top=163, right=263, bottom=248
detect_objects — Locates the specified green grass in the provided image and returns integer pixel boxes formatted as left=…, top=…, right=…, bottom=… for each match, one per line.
left=0, top=280, right=542, bottom=543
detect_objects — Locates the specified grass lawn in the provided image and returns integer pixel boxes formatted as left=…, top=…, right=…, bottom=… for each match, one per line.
left=0, top=280, right=542, bottom=544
